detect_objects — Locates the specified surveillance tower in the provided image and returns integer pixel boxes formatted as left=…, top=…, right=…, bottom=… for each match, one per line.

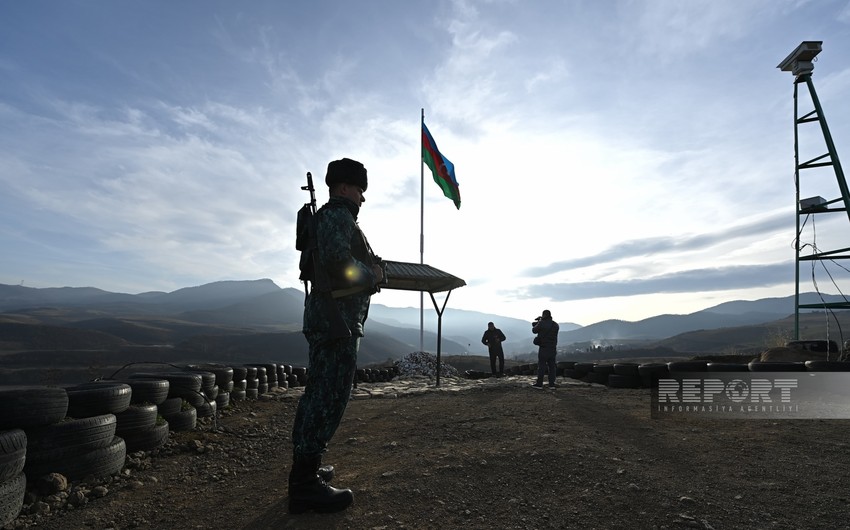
left=778, top=41, right=850, bottom=341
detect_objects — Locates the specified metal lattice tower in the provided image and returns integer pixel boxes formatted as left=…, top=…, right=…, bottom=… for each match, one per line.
left=777, top=41, right=850, bottom=339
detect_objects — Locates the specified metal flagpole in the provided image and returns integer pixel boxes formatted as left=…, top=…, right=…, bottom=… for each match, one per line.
left=419, top=108, right=425, bottom=352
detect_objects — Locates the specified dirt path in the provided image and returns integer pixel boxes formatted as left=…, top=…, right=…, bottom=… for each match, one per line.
left=13, top=379, right=850, bottom=530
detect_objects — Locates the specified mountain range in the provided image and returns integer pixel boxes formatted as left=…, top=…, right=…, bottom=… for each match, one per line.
left=2, top=280, right=849, bottom=364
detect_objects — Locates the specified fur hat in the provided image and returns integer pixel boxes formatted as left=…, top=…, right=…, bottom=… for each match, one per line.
left=325, top=158, right=367, bottom=191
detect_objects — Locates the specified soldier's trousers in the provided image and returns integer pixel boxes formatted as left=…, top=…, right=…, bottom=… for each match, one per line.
left=291, top=334, right=359, bottom=459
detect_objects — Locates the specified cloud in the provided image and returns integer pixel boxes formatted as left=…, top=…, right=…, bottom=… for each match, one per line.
left=523, top=211, right=793, bottom=277
left=516, top=262, right=793, bottom=301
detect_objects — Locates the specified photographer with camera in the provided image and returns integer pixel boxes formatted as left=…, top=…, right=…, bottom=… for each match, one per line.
left=531, top=309, right=559, bottom=389
left=290, top=158, right=384, bottom=514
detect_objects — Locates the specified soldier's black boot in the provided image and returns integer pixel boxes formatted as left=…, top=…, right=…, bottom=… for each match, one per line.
left=316, top=453, right=335, bottom=482
left=288, top=454, right=353, bottom=514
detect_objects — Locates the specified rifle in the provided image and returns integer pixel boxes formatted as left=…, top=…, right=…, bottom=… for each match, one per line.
left=299, top=172, right=352, bottom=340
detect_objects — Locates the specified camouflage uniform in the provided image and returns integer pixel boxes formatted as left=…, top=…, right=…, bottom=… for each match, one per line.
left=292, top=195, right=378, bottom=459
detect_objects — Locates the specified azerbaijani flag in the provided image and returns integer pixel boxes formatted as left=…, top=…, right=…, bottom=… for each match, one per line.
left=422, top=122, right=460, bottom=209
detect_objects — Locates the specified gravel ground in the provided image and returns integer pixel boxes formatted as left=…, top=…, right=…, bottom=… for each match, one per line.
left=7, top=377, right=850, bottom=530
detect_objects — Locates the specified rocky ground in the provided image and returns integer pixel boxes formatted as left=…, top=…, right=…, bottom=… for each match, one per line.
left=6, top=375, right=850, bottom=530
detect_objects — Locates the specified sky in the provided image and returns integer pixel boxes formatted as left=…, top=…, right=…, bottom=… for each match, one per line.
left=3, top=0, right=850, bottom=327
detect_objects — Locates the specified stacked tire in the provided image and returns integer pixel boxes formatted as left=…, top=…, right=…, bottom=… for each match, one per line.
left=588, top=364, right=613, bottom=385
left=292, top=366, right=308, bottom=387
left=244, top=366, right=260, bottom=399
left=189, top=364, right=234, bottom=410
left=246, top=365, right=269, bottom=394
left=0, top=385, right=70, bottom=526
left=231, top=367, right=248, bottom=402
left=158, top=397, right=196, bottom=432
left=277, top=364, right=289, bottom=389
left=17, top=384, right=127, bottom=484
left=260, top=363, right=279, bottom=390
left=115, top=403, right=168, bottom=453
left=638, top=363, right=669, bottom=388
left=81, top=379, right=171, bottom=452
left=182, top=370, right=218, bottom=419
left=573, top=362, right=596, bottom=382
left=129, top=372, right=206, bottom=429
left=607, top=363, right=641, bottom=388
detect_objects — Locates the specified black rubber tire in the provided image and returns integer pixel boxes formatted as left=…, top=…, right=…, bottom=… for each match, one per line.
left=230, top=389, right=247, bottom=402
left=157, top=397, right=183, bottom=416
left=25, top=414, right=116, bottom=456
left=65, top=383, right=132, bottom=418
left=232, top=379, right=247, bottom=391
left=232, top=367, right=248, bottom=380
left=0, top=386, right=69, bottom=429
left=292, top=366, right=307, bottom=377
left=195, top=400, right=217, bottom=418
left=0, top=430, right=26, bottom=483
left=613, top=363, right=640, bottom=377
left=667, top=360, right=708, bottom=373
left=638, top=363, right=669, bottom=376
left=563, top=369, right=581, bottom=379
left=574, top=362, right=596, bottom=373
left=163, top=407, right=196, bottom=432
left=123, top=378, right=169, bottom=405
left=805, top=360, right=850, bottom=372
left=186, top=364, right=234, bottom=387
left=593, top=364, right=615, bottom=375
left=133, top=372, right=205, bottom=408
left=0, top=473, right=25, bottom=528
left=258, top=383, right=269, bottom=394
left=243, top=366, right=258, bottom=379
left=246, top=365, right=267, bottom=381
left=129, top=372, right=202, bottom=397
left=121, top=421, right=169, bottom=453
left=607, top=374, right=641, bottom=388
left=115, top=404, right=158, bottom=433
left=587, top=372, right=609, bottom=385
left=25, top=435, right=126, bottom=481
left=179, top=369, right=217, bottom=393
left=246, top=378, right=259, bottom=390
left=748, top=361, right=807, bottom=372
left=203, top=385, right=220, bottom=401
left=181, top=390, right=206, bottom=409
left=255, top=364, right=277, bottom=383
left=222, top=380, right=234, bottom=393
left=246, top=388, right=259, bottom=400
left=707, top=362, right=749, bottom=372
left=639, top=363, right=670, bottom=388
left=215, top=391, right=230, bottom=409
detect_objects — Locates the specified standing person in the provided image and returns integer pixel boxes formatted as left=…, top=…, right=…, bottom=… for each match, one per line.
left=531, top=309, right=559, bottom=389
left=481, top=321, right=507, bottom=377
left=289, top=158, right=384, bottom=514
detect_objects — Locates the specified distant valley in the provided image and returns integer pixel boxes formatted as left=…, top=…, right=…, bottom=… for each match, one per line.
left=2, top=280, right=849, bottom=384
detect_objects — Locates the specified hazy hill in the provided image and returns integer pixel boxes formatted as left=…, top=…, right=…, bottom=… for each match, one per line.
left=654, top=310, right=850, bottom=355
left=2, top=281, right=849, bottom=360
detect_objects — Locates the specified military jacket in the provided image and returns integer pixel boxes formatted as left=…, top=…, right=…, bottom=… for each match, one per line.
left=302, top=196, right=377, bottom=337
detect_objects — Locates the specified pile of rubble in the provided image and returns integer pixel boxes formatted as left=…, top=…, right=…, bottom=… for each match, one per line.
left=394, top=351, right=458, bottom=379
